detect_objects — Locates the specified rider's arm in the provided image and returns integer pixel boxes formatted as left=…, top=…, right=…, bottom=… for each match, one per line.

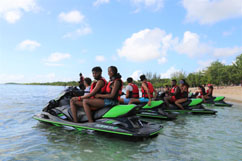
left=142, top=82, right=151, bottom=101
left=125, top=90, right=130, bottom=98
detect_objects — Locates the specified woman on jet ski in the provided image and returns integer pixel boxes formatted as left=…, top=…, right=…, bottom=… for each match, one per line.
left=196, top=85, right=206, bottom=98
left=203, top=84, right=213, bottom=100
left=70, top=67, right=107, bottom=123
left=164, top=80, right=180, bottom=106
left=174, top=79, right=189, bottom=110
left=82, top=66, right=123, bottom=122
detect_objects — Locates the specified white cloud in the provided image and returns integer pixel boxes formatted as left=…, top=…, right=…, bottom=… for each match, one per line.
left=96, top=55, right=105, bottom=62
left=117, top=28, right=174, bottom=62
left=0, top=0, right=39, bottom=23
left=160, top=67, right=180, bottom=79
left=222, top=27, right=235, bottom=36
left=59, top=10, right=84, bottom=24
left=63, top=26, right=92, bottom=38
left=93, top=0, right=110, bottom=6
left=130, top=70, right=143, bottom=81
left=17, top=40, right=41, bottom=51
left=182, top=0, right=242, bottom=24
left=45, top=52, right=71, bottom=63
left=213, top=47, right=242, bottom=57
left=174, top=31, right=242, bottom=58
left=174, top=31, right=211, bottom=57
left=158, top=57, right=167, bottom=64
left=131, top=0, right=164, bottom=11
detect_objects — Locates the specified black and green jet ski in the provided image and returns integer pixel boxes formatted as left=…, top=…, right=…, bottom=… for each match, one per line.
left=203, top=96, right=233, bottom=107
left=33, top=87, right=162, bottom=138
left=135, top=101, right=177, bottom=120
left=162, top=98, right=217, bottom=115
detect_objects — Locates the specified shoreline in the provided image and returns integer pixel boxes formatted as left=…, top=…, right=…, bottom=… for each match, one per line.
left=190, top=86, right=242, bottom=104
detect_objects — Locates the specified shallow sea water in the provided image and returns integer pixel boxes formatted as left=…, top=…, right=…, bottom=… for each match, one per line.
left=0, top=84, right=242, bottom=161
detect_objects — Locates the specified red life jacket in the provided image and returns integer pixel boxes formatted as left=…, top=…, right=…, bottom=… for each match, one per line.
left=141, top=81, right=154, bottom=98
left=106, top=78, right=123, bottom=101
left=171, top=85, right=178, bottom=101
left=90, top=77, right=107, bottom=97
left=200, top=91, right=204, bottom=96
left=128, top=83, right=139, bottom=98
left=206, top=89, right=213, bottom=97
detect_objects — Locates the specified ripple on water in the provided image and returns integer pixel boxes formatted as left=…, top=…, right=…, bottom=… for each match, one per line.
left=0, top=84, right=242, bottom=161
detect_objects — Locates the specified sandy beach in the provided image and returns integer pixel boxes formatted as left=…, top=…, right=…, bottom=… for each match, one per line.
left=191, top=86, right=242, bottom=103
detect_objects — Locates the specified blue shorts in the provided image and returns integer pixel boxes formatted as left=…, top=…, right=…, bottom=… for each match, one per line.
left=123, top=98, right=131, bottom=104
left=139, top=97, right=149, bottom=103
left=104, top=99, right=118, bottom=107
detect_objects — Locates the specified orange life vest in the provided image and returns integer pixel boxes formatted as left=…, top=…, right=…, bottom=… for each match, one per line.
left=106, top=78, right=123, bottom=101
left=141, top=81, right=154, bottom=98
left=90, top=77, right=107, bottom=98
left=128, top=83, right=139, bottom=98
left=171, top=85, right=178, bottom=101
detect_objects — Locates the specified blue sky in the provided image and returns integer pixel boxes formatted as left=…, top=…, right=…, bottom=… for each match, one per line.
left=0, top=0, right=242, bottom=83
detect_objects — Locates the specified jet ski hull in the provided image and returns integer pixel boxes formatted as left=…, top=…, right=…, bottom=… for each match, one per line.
left=33, top=112, right=162, bottom=137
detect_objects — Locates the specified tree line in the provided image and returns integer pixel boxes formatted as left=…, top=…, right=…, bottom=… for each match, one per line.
left=140, top=53, right=242, bottom=88
left=20, top=54, right=242, bottom=88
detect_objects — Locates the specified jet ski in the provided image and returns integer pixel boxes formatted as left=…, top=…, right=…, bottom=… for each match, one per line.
left=131, top=101, right=177, bottom=120
left=189, top=92, right=233, bottom=107
left=33, top=87, right=162, bottom=138
left=156, top=92, right=217, bottom=114
left=203, top=96, right=233, bottom=107
left=162, top=98, right=217, bottom=115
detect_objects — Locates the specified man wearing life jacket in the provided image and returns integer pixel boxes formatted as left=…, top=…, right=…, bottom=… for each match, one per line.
left=82, top=66, right=123, bottom=122
left=164, top=79, right=181, bottom=107
left=119, top=77, right=139, bottom=104
left=129, top=75, right=157, bottom=106
left=70, top=66, right=107, bottom=123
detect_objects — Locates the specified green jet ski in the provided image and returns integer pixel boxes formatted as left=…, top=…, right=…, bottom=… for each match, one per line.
left=162, top=98, right=217, bottom=115
left=33, top=87, right=162, bottom=138
left=203, top=96, right=233, bottom=107
left=134, top=101, right=177, bottom=120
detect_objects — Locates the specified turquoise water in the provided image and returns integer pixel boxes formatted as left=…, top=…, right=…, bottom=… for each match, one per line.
left=0, top=84, right=242, bottom=161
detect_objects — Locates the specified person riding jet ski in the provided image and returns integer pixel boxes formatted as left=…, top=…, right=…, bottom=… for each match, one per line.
left=119, top=77, right=139, bottom=104
left=83, top=77, right=92, bottom=95
left=129, top=75, right=157, bottom=106
left=83, top=66, right=123, bottom=123
left=174, top=79, right=189, bottom=110
left=196, top=85, right=206, bottom=99
left=70, top=66, right=107, bottom=123
left=164, top=79, right=180, bottom=107
left=204, top=84, right=213, bottom=100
